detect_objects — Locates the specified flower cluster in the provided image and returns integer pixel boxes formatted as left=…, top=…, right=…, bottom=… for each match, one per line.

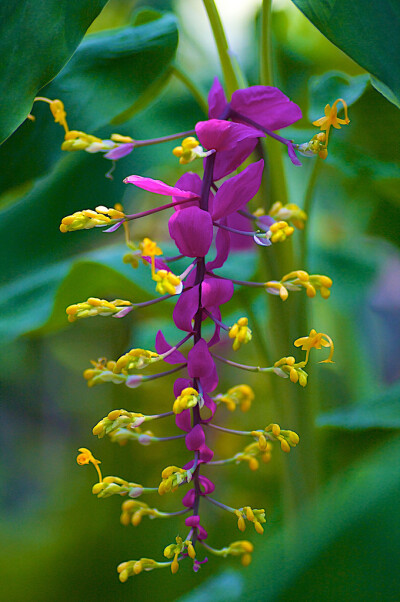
left=43, top=78, right=346, bottom=580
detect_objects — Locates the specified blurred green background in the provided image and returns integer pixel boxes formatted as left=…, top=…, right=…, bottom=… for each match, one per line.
left=1, top=1, right=399, bottom=600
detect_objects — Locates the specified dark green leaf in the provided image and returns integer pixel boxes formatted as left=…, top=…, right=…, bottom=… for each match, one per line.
left=291, top=0, right=400, bottom=106
left=0, top=10, right=178, bottom=197
left=44, top=11, right=179, bottom=133
left=0, top=0, right=107, bottom=144
left=370, top=76, right=400, bottom=109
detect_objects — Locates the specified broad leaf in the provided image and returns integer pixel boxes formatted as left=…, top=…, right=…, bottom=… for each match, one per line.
left=0, top=10, right=178, bottom=197
left=177, top=436, right=400, bottom=600
left=291, top=0, right=400, bottom=106
left=0, top=0, right=107, bottom=144
left=308, top=71, right=369, bottom=121
left=317, top=382, right=400, bottom=429
left=0, top=150, right=161, bottom=343
left=178, top=570, right=244, bottom=602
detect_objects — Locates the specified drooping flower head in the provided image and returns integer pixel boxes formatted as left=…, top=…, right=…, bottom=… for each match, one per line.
left=42, top=75, right=339, bottom=580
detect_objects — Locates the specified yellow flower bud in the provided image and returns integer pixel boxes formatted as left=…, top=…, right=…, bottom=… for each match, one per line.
left=133, top=561, right=143, bottom=575
left=171, top=558, right=179, bottom=574
left=237, top=516, right=246, bottom=532
left=280, top=439, right=291, bottom=453
left=254, top=521, right=264, bottom=534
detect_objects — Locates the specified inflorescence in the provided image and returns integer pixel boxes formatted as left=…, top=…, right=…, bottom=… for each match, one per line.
left=33, top=77, right=348, bottom=581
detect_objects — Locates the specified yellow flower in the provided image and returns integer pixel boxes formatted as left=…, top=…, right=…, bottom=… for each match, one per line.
left=268, top=220, right=294, bottom=243
left=33, top=97, right=69, bottom=133
left=229, top=317, right=252, bottom=351
left=313, top=98, right=350, bottom=155
left=294, top=329, right=334, bottom=364
left=76, top=447, right=102, bottom=482
left=152, top=269, right=182, bottom=295
left=60, top=205, right=125, bottom=232
left=66, top=297, right=132, bottom=321
left=268, top=202, right=308, bottom=230
left=140, top=237, right=163, bottom=277
left=173, top=387, right=200, bottom=414
left=217, top=384, right=255, bottom=412
left=172, top=137, right=205, bottom=164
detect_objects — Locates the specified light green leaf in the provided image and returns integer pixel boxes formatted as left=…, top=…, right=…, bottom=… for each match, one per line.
left=0, top=0, right=107, bottom=144
left=177, top=570, right=244, bottom=602
left=291, top=0, right=400, bottom=106
left=308, top=71, right=369, bottom=121
left=0, top=150, right=162, bottom=343
left=185, top=436, right=400, bottom=600
left=317, top=382, right=400, bottom=429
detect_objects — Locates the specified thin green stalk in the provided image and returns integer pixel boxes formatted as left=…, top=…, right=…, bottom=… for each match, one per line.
left=172, top=65, right=209, bottom=115
left=259, top=0, right=288, bottom=204
left=258, top=0, right=311, bottom=510
left=299, top=158, right=321, bottom=268
left=292, top=158, right=323, bottom=499
left=260, top=0, right=273, bottom=88
left=202, top=0, right=240, bottom=97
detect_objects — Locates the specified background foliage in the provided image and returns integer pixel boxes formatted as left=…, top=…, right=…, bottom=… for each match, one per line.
left=1, top=1, right=399, bottom=600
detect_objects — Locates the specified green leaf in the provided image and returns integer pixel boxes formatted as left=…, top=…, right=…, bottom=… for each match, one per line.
left=177, top=570, right=244, bottom=602
left=308, top=71, right=369, bottom=121
left=0, top=149, right=157, bottom=343
left=185, top=436, right=400, bottom=600
left=44, top=11, right=179, bottom=133
left=0, top=10, right=178, bottom=197
left=317, top=382, right=400, bottom=429
left=0, top=0, right=107, bottom=144
left=291, top=0, right=400, bottom=106
left=28, top=259, right=154, bottom=338
left=370, top=76, right=400, bottom=110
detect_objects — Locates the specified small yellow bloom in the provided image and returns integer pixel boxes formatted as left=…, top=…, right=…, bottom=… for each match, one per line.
left=268, top=202, right=307, bottom=230
left=110, top=133, right=134, bottom=143
left=229, top=317, right=252, bottom=351
left=234, top=506, right=266, bottom=534
left=217, top=384, right=255, bottom=412
left=312, top=98, right=350, bottom=157
left=264, top=424, right=300, bottom=452
left=66, top=297, right=132, bottom=322
left=173, top=387, right=200, bottom=414
left=113, top=348, right=159, bottom=373
left=268, top=220, right=294, bottom=243
left=140, top=237, right=163, bottom=277
left=294, top=328, right=334, bottom=364
left=172, top=137, right=205, bottom=164
left=76, top=447, right=102, bottom=482
left=152, top=269, right=182, bottom=295
left=274, top=356, right=308, bottom=386
left=117, top=558, right=159, bottom=581
left=33, top=97, right=69, bottom=133
left=60, top=205, right=125, bottom=233
left=266, top=270, right=333, bottom=301
left=158, top=466, right=188, bottom=495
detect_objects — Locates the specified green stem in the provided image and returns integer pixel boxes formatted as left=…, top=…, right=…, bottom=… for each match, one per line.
left=292, top=158, right=323, bottom=499
left=258, top=0, right=307, bottom=513
left=171, top=65, right=209, bottom=115
left=202, top=0, right=240, bottom=97
left=260, top=0, right=273, bottom=87
left=259, top=0, right=288, bottom=205
left=300, top=158, right=321, bottom=268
